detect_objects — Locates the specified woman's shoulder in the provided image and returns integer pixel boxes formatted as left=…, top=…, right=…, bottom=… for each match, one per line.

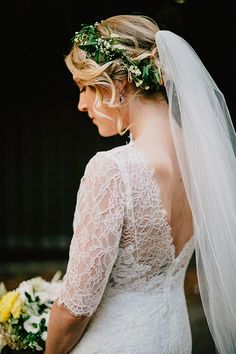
left=87, top=143, right=132, bottom=167
left=85, top=141, right=173, bottom=178
left=83, top=143, right=132, bottom=179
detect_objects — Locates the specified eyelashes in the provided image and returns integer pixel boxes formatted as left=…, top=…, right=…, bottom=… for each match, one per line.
left=79, top=86, right=86, bottom=94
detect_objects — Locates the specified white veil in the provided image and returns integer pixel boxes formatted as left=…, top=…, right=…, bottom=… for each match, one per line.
left=156, top=30, right=236, bottom=354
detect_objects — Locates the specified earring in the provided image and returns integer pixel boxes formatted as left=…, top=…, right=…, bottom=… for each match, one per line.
left=119, top=89, right=125, bottom=103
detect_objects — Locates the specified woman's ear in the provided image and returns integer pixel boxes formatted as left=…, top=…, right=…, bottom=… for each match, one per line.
left=120, top=79, right=127, bottom=91
left=119, top=81, right=127, bottom=103
left=114, top=79, right=128, bottom=104
left=115, top=79, right=127, bottom=92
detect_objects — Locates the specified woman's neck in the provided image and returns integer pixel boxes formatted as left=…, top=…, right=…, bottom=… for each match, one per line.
left=127, top=98, right=173, bottom=154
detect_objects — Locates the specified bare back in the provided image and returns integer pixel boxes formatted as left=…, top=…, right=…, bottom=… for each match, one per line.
left=128, top=101, right=193, bottom=257
left=135, top=142, right=194, bottom=258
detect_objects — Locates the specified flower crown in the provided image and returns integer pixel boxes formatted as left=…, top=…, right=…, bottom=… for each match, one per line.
left=72, top=22, right=164, bottom=92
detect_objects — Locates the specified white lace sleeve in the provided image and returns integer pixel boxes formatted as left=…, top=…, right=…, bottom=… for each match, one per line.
left=57, top=152, right=125, bottom=317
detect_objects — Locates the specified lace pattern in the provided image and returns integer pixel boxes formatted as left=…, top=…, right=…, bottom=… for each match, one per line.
left=58, top=142, right=194, bottom=317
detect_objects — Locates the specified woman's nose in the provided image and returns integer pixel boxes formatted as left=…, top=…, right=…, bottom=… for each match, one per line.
left=78, top=96, right=87, bottom=112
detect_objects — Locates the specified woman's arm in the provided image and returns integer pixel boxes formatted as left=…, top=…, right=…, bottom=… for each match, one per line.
left=44, top=301, right=90, bottom=354
left=45, top=153, right=125, bottom=353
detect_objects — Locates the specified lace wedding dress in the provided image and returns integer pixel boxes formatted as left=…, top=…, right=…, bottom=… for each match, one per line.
left=58, top=140, right=195, bottom=354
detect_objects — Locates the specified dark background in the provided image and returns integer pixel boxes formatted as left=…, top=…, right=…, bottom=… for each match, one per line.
left=1, top=0, right=235, bottom=260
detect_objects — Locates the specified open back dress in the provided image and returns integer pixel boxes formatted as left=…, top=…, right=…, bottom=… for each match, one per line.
left=58, top=140, right=194, bottom=354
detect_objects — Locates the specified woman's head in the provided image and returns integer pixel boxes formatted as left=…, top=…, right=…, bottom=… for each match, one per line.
left=65, top=14, right=166, bottom=136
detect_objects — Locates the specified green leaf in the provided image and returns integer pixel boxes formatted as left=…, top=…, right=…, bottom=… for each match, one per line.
left=25, top=292, right=32, bottom=303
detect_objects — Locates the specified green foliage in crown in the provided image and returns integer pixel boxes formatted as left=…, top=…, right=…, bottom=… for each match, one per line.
left=72, top=22, right=163, bottom=92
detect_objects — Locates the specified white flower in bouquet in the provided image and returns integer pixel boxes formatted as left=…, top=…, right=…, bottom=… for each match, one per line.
left=0, top=272, right=63, bottom=352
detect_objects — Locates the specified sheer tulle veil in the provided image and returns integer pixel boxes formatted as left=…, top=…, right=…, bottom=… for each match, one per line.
left=155, top=30, right=236, bottom=354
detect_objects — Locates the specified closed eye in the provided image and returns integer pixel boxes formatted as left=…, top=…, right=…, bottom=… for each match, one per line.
left=79, top=86, right=86, bottom=94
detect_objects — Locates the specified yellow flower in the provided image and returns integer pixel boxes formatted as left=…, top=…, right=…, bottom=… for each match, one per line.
left=11, top=295, right=23, bottom=319
left=0, top=291, right=23, bottom=322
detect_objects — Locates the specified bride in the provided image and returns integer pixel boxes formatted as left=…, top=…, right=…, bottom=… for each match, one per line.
left=45, top=14, right=236, bottom=354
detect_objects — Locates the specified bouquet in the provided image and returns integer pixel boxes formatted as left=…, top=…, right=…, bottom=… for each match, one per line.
left=0, top=272, right=62, bottom=353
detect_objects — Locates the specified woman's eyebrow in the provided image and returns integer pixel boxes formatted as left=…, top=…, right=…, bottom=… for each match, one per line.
left=73, top=79, right=84, bottom=91
left=73, top=78, right=80, bottom=85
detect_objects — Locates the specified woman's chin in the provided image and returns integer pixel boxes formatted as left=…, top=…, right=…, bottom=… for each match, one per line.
left=97, top=127, right=118, bottom=138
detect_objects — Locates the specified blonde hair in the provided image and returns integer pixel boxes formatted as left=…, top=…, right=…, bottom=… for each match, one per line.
left=65, top=14, right=163, bottom=136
